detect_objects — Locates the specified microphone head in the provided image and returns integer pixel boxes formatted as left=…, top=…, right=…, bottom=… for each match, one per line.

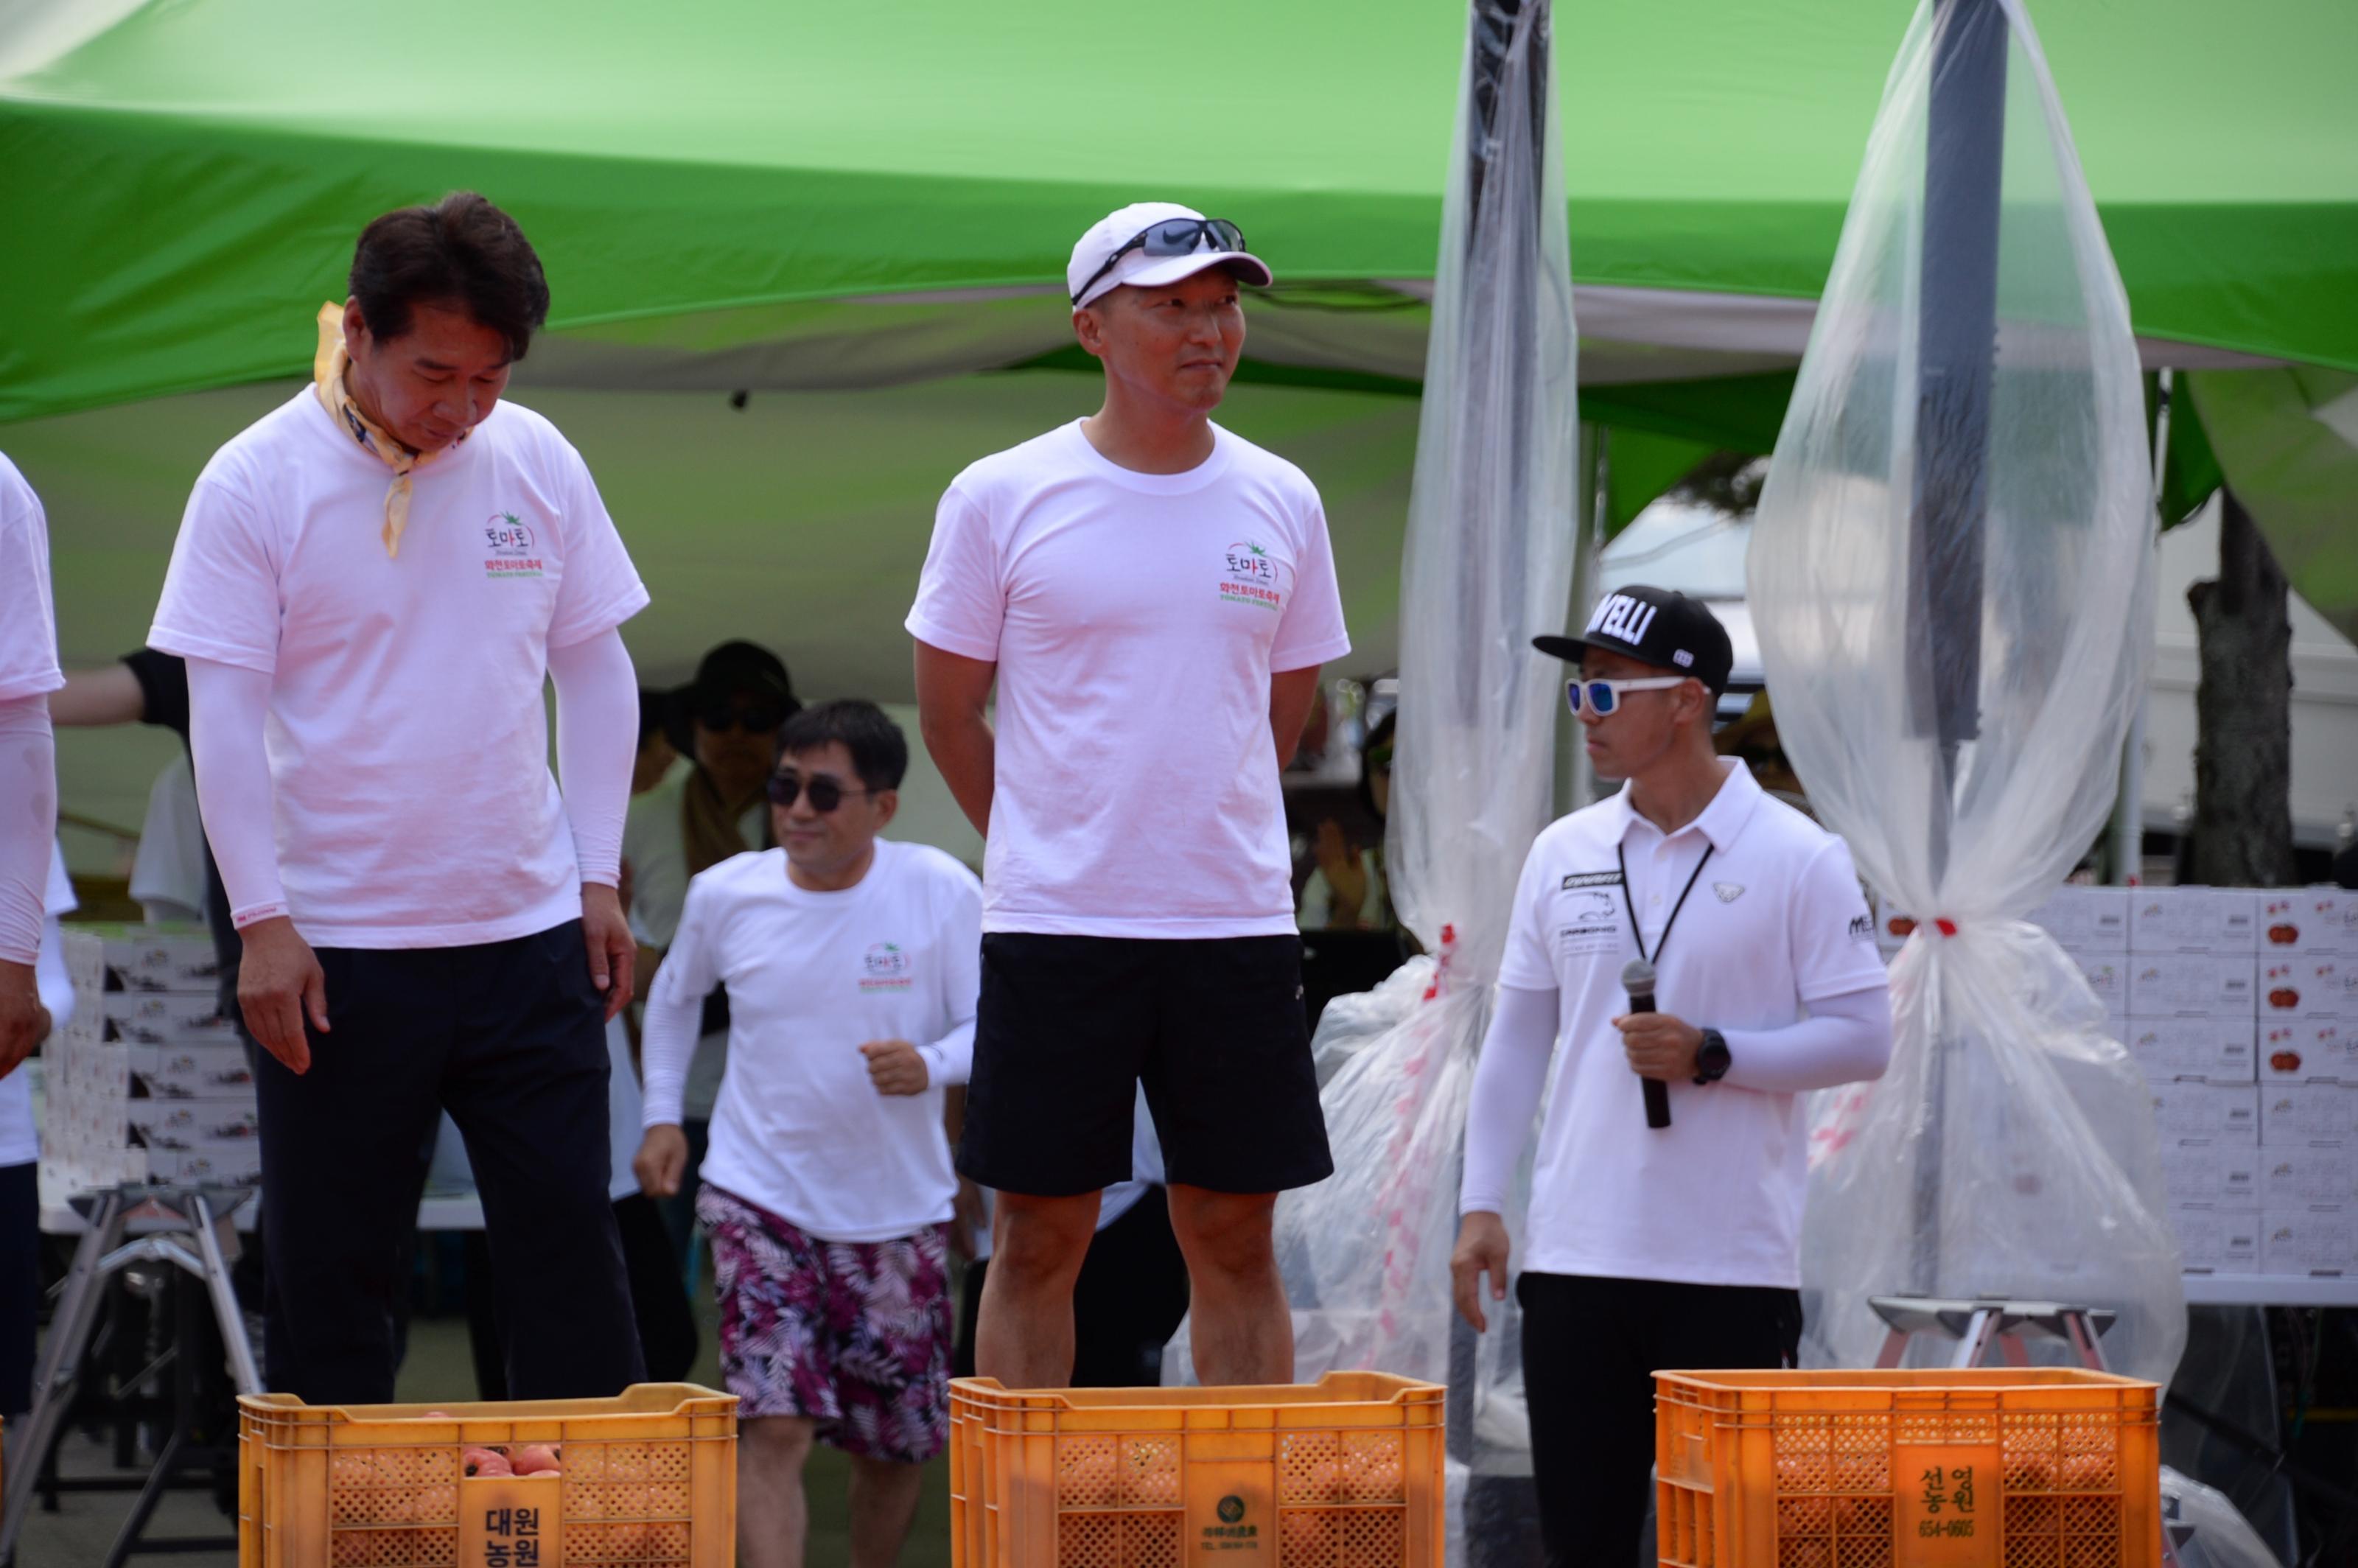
left=1620, top=957, right=1656, bottom=993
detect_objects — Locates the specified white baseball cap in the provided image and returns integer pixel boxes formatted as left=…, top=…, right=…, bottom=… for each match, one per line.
left=1066, top=201, right=1273, bottom=309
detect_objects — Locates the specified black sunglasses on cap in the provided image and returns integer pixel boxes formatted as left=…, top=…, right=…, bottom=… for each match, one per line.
left=1071, top=217, right=1248, bottom=305
left=766, top=772, right=876, bottom=813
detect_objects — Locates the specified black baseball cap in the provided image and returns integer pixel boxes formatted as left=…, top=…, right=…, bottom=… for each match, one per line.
left=1533, top=585, right=1735, bottom=695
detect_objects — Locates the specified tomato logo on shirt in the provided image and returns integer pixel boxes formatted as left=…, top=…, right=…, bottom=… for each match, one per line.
left=1219, top=540, right=1284, bottom=612
left=860, top=942, right=914, bottom=992
left=483, top=510, right=543, bottom=578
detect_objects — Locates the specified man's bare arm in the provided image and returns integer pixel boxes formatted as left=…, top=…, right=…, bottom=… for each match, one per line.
left=914, top=640, right=998, bottom=839
left=1270, top=665, right=1323, bottom=769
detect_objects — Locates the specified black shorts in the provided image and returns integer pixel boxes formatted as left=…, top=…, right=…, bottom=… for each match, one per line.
left=957, top=933, right=1332, bottom=1197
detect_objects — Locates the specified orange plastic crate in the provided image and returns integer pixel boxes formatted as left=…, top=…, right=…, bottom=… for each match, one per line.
left=948, top=1372, right=1444, bottom=1568
left=1654, top=1368, right=2161, bottom=1568
left=237, top=1382, right=736, bottom=1568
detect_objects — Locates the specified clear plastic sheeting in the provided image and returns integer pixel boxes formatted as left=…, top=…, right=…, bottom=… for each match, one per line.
left=1748, top=0, right=2183, bottom=1384
left=2162, top=1466, right=2286, bottom=1568
left=1166, top=2, right=1576, bottom=1549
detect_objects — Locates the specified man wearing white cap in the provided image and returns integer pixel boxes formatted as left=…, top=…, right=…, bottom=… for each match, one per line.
left=909, top=204, right=1351, bottom=1387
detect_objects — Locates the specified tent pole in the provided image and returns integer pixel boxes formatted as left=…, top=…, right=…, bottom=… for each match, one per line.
left=2108, top=369, right=2172, bottom=886
left=1906, top=0, right=2006, bottom=1298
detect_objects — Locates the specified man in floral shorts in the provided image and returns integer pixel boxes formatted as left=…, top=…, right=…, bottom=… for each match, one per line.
left=634, top=701, right=979, bottom=1568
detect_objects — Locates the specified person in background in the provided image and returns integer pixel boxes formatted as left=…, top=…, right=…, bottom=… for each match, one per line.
left=1449, top=587, right=1893, bottom=1568
left=1, top=844, right=74, bottom=1425
left=1, top=452, right=63, bottom=1085
left=1299, top=707, right=1394, bottom=931
left=633, top=685, right=682, bottom=796
left=636, top=701, right=976, bottom=1568
left=623, top=640, right=798, bottom=1258
left=50, top=651, right=245, bottom=1009
left=150, top=192, right=649, bottom=1404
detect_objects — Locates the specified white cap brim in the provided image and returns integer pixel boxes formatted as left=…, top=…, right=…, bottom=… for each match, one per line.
left=1074, top=248, right=1274, bottom=309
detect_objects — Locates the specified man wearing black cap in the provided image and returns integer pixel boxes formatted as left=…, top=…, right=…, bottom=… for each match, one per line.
left=1449, top=585, right=1893, bottom=1568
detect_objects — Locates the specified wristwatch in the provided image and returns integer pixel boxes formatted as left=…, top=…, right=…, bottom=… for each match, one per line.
left=1693, top=1028, right=1732, bottom=1085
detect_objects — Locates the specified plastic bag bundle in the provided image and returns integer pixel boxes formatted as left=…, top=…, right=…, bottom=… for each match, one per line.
left=2161, top=1466, right=2284, bottom=1568
left=1164, top=0, right=1576, bottom=1495
left=1749, top=0, right=2183, bottom=1383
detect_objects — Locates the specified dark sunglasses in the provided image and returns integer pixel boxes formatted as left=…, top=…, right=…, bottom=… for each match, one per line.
left=699, top=702, right=785, bottom=735
left=766, top=773, right=875, bottom=813
left=1071, top=217, right=1248, bottom=304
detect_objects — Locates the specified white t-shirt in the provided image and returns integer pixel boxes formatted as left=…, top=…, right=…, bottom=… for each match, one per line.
left=648, top=841, right=982, bottom=1242
left=2, top=846, right=77, bottom=1167
left=149, top=391, right=649, bottom=948
left=1497, top=762, right=1887, bottom=1288
left=0, top=454, right=63, bottom=706
left=906, top=421, right=1350, bottom=939
left=131, top=755, right=210, bottom=924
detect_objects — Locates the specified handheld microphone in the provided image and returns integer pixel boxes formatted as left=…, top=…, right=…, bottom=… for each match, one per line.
left=1622, top=957, right=1672, bottom=1130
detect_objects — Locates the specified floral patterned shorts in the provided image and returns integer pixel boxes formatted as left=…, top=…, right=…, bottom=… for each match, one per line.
left=697, top=1183, right=954, bottom=1463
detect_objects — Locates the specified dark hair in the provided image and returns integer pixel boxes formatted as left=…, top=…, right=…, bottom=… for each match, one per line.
left=637, top=687, right=672, bottom=749
left=779, top=700, right=908, bottom=793
left=349, top=192, right=550, bottom=363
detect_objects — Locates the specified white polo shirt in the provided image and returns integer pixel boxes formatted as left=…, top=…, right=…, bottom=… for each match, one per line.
left=149, top=391, right=649, bottom=948
left=1497, top=760, right=1886, bottom=1288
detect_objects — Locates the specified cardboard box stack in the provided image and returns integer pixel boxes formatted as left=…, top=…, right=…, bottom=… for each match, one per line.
left=41, top=925, right=260, bottom=1192
left=2253, top=889, right=2358, bottom=1280
left=2116, top=888, right=2262, bottom=1276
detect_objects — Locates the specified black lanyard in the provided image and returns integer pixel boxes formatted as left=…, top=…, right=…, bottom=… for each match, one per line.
left=1617, top=841, right=1715, bottom=967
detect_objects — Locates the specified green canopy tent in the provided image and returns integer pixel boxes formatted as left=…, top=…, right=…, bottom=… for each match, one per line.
left=4, top=0, right=2354, bottom=853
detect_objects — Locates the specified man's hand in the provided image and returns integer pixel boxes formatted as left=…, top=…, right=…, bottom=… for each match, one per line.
left=861, top=1040, right=930, bottom=1096
left=581, top=883, right=635, bottom=1021
left=634, top=1123, right=689, bottom=1198
left=1, top=961, right=48, bottom=1080
left=239, top=917, right=327, bottom=1074
left=949, top=1176, right=987, bottom=1261
left=1450, top=1211, right=1512, bottom=1332
left=1615, top=1010, right=1704, bottom=1082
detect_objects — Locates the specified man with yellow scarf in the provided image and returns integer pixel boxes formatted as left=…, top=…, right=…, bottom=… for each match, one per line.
left=150, top=193, right=650, bottom=1403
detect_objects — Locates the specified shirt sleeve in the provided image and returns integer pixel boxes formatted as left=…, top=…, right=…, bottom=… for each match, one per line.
left=1497, top=838, right=1558, bottom=993
left=1459, top=983, right=1561, bottom=1216
left=1270, top=495, right=1351, bottom=673
left=640, top=878, right=723, bottom=1127
left=1719, top=984, right=1892, bottom=1094
left=148, top=471, right=281, bottom=674
left=0, top=466, right=63, bottom=704
left=122, top=648, right=192, bottom=738
left=546, top=438, right=651, bottom=650
left=1788, top=837, right=1892, bottom=1002
left=903, top=486, right=1004, bottom=662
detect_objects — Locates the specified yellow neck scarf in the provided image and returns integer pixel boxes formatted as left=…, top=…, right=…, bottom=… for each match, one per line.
left=312, top=302, right=470, bottom=558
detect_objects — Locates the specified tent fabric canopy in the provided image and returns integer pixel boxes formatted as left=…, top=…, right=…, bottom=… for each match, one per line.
left=4, top=0, right=2354, bottom=427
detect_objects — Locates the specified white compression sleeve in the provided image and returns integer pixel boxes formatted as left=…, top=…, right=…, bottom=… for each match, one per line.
left=638, top=980, right=701, bottom=1129
left=917, top=1018, right=976, bottom=1089
left=1458, top=983, right=1561, bottom=1217
left=185, top=659, right=287, bottom=927
left=0, top=696, right=55, bottom=965
left=547, top=629, right=637, bottom=888
left=1720, top=984, right=1894, bottom=1094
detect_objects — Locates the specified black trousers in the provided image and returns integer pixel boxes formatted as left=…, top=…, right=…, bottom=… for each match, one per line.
left=954, top=1185, right=1192, bottom=1386
left=254, top=919, right=645, bottom=1404
left=463, top=1193, right=699, bottom=1399
left=1, top=1161, right=35, bottom=1416
left=1519, top=1271, right=1801, bottom=1568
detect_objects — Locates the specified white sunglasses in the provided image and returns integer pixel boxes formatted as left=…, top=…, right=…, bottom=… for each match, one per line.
left=1566, top=676, right=1688, bottom=716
